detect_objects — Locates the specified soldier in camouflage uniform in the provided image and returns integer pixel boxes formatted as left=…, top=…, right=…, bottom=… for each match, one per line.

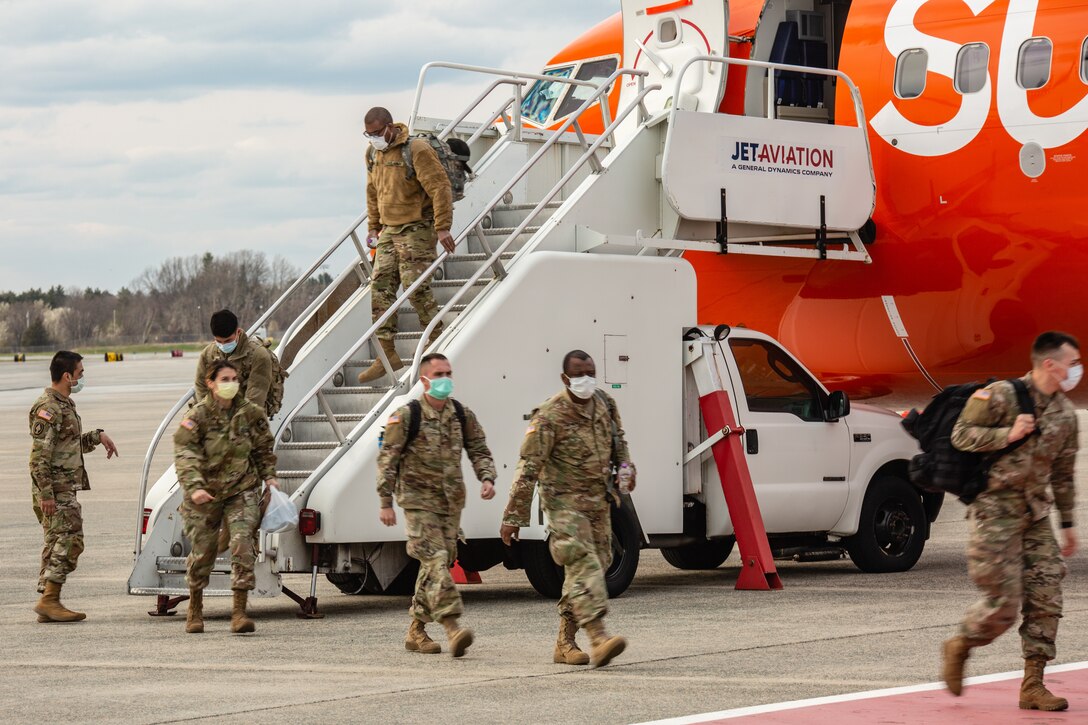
left=942, top=331, right=1080, bottom=711
left=194, top=309, right=274, bottom=413
left=174, top=359, right=279, bottom=635
left=30, top=351, right=118, bottom=623
left=501, top=350, right=634, bottom=668
left=378, top=353, right=496, bottom=657
left=357, top=107, right=456, bottom=384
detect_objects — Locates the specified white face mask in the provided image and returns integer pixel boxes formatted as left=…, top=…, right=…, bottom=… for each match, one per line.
left=368, top=132, right=389, bottom=151
left=567, top=375, right=597, bottom=400
left=1060, top=363, right=1083, bottom=392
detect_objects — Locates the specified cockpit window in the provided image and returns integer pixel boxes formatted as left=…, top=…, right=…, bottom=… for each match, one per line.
left=553, top=57, right=620, bottom=120
left=521, top=66, right=574, bottom=126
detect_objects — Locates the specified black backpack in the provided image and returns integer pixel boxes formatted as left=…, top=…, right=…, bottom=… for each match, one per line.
left=901, top=379, right=1036, bottom=504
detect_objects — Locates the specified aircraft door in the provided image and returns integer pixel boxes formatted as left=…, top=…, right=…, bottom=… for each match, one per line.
left=618, top=0, right=728, bottom=126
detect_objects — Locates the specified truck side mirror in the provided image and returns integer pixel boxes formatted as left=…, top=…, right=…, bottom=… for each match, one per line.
left=826, top=390, right=850, bottom=421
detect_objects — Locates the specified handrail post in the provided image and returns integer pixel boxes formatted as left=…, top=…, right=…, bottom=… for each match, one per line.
left=512, top=83, right=523, bottom=142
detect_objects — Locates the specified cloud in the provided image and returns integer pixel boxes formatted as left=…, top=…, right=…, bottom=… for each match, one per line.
left=0, top=0, right=619, bottom=291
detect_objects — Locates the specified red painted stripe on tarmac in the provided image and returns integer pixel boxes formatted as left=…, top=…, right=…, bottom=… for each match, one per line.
left=641, top=662, right=1088, bottom=724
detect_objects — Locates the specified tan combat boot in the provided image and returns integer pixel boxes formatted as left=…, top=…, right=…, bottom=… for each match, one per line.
left=230, top=590, right=255, bottom=634
left=1019, top=657, right=1069, bottom=711
left=941, top=635, right=979, bottom=696
left=405, top=619, right=442, bottom=654
left=186, top=589, right=204, bottom=634
left=554, top=615, right=590, bottom=665
left=33, top=581, right=86, bottom=623
left=441, top=617, right=474, bottom=658
left=584, top=617, right=626, bottom=668
left=357, top=338, right=403, bottom=384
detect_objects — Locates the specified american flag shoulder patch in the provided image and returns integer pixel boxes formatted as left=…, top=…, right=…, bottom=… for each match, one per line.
left=37, top=409, right=53, bottom=421
left=388, top=414, right=401, bottom=425
left=972, top=389, right=992, bottom=400
left=180, top=418, right=195, bottom=430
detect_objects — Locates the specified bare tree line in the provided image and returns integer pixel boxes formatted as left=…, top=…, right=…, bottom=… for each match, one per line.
left=0, top=251, right=331, bottom=351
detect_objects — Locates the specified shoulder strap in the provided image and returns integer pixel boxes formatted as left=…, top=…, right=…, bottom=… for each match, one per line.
left=403, top=399, right=422, bottom=451
left=593, top=390, right=621, bottom=466
left=452, top=399, right=467, bottom=439
left=1009, top=378, right=1034, bottom=416
left=366, top=146, right=375, bottom=172
left=402, top=138, right=416, bottom=180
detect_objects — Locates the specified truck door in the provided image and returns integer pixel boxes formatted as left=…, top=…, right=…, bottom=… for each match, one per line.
left=723, top=336, right=850, bottom=532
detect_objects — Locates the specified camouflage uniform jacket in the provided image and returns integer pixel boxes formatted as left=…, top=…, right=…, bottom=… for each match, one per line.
left=174, top=395, right=277, bottom=502
left=366, top=123, right=453, bottom=232
left=29, top=388, right=102, bottom=500
left=377, top=396, right=496, bottom=514
left=952, top=373, right=1077, bottom=525
left=193, top=330, right=273, bottom=411
left=503, top=390, right=632, bottom=527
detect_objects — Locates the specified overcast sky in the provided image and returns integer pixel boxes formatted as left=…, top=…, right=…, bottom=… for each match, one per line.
left=0, top=0, right=618, bottom=293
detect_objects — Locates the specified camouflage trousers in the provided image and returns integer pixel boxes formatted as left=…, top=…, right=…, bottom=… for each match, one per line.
left=548, top=506, right=612, bottom=627
left=959, top=490, right=1066, bottom=660
left=371, top=221, right=443, bottom=342
left=181, top=487, right=261, bottom=592
left=404, top=508, right=463, bottom=623
left=33, top=487, right=84, bottom=588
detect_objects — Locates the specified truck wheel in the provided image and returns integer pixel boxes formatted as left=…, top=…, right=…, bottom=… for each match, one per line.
left=522, top=502, right=642, bottom=600
left=846, top=475, right=926, bottom=573
left=661, top=537, right=735, bottom=570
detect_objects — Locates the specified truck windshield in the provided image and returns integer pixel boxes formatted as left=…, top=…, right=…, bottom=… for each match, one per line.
left=728, top=339, right=824, bottom=422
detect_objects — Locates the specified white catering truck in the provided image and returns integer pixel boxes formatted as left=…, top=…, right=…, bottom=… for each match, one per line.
left=129, top=0, right=938, bottom=613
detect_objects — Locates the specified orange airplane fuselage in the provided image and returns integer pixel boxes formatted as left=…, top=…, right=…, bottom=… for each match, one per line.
left=544, top=1, right=1088, bottom=399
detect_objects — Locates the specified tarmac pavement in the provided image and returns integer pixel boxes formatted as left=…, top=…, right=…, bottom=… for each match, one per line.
left=1, top=354, right=1086, bottom=724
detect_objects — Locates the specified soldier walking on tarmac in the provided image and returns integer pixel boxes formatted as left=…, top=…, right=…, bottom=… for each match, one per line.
left=942, top=331, right=1080, bottom=711
left=500, top=350, right=635, bottom=668
left=357, top=106, right=456, bottom=384
left=377, top=353, right=497, bottom=657
left=175, top=360, right=279, bottom=635
left=30, top=351, right=118, bottom=622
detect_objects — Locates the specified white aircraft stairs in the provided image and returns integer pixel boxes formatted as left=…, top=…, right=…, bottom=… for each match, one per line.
left=130, top=26, right=876, bottom=615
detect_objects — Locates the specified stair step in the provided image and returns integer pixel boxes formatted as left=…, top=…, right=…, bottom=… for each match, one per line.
left=493, top=202, right=562, bottom=212
left=481, top=225, right=541, bottom=236
left=157, top=556, right=229, bottom=573
left=320, top=385, right=394, bottom=395
left=279, top=441, right=338, bottom=450
left=445, top=253, right=515, bottom=263
left=131, top=587, right=234, bottom=597
left=431, top=278, right=491, bottom=289
left=395, top=303, right=467, bottom=315
left=293, top=414, right=366, bottom=423
left=278, top=470, right=313, bottom=479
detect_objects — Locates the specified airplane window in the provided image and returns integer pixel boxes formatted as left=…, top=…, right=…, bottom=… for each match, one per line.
left=553, top=57, right=620, bottom=121
left=894, top=49, right=928, bottom=99
left=954, top=43, right=989, bottom=94
left=1017, top=37, right=1052, bottom=90
left=1081, top=37, right=1088, bottom=84
left=728, top=338, right=825, bottom=422
left=520, top=66, right=575, bottom=126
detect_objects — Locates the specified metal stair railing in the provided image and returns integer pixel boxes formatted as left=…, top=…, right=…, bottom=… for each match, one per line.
left=277, top=67, right=654, bottom=509
left=132, top=63, right=641, bottom=559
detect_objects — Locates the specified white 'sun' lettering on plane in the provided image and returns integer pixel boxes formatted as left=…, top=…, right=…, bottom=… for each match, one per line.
left=871, top=0, right=1088, bottom=156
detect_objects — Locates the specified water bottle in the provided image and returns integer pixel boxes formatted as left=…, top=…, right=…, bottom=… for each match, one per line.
left=616, top=463, right=633, bottom=494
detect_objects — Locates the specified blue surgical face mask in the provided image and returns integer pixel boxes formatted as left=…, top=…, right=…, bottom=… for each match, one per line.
left=425, top=376, right=454, bottom=400
left=70, top=376, right=85, bottom=394
left=216, top=339, right=238, bottom=354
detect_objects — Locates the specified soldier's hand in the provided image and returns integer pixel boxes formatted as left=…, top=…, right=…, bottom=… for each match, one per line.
left=265, top=478, right=279, bottom=489
left=40, top=499, right=56, bottom=517
left=500, top=523, right=519, bottom=546
left=1062, top=528, right=1078, bottom=558
left=379, top=506, right=397, bottom=527
left=1008, top=414, right=1036, bottom=443
left=481, top=480, right=495, bottom=500
left=100, top=433, right=119, bottom=459
left=366, top=231, right=379, bottom=248
left=191, top=489, right=215, bottom=505
left=437, top=230, right=456, bottom=254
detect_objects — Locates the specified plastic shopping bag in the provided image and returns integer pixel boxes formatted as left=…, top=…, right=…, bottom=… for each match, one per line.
left=260, top=487, right=299, bottom=533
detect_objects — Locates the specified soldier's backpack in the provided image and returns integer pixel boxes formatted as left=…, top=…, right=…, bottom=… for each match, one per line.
left=367, top=132, right=473, bottom=202
left=900, top=378, right=1036, bottom=504
left=401, top=398, right=468, bottom=456
left=254, top=336, right=289, bottom=419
